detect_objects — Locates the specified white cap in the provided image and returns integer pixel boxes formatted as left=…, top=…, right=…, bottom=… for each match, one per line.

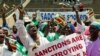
left=23, top=15, right=31, bottom=22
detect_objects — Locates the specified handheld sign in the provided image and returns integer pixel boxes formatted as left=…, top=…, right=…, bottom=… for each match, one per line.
left=32, top=33, right=86, bottom=56
left=27, top=11, right=88, bottom=22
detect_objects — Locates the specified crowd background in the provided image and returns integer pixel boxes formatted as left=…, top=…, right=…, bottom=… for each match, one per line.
left=0, top=0, right=100, bottom=56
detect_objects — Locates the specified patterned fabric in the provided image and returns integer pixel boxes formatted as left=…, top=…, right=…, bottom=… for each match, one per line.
left=54, top=14, right=65, bottom=27
left=15, top=41, right=27, bottom=56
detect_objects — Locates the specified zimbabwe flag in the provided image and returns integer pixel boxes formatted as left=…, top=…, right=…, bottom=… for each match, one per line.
left=54, top=14, right=65, bottom=27
left=87, top=10, right=95, bottom=18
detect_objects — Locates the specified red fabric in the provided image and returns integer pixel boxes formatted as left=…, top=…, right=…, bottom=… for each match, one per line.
left=79, top=3, right=84, bottom=9
left=56, top=17, right=62, bottom=23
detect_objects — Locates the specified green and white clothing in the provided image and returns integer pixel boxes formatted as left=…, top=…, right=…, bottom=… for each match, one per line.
left=0, top=42, right=13, bottom=56
left=32, top=19, right=39, bottom=27
left=6, top=37, right=27, bottom=56
left=46, top=32, right=60, bottom=42
left=15, top=20, right=49, bottom=56
left=40, top=22, right=47, bottom=33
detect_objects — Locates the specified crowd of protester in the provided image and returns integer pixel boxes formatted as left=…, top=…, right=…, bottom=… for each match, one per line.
left=0, top=4, right=100, bottom=56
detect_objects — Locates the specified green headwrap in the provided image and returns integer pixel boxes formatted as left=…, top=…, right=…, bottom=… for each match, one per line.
left=26, top=23, right=35, bottom=32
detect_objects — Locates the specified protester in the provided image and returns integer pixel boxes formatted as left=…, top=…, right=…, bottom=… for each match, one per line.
left=61, top=24, right=73, bottom=35
left=11, top=26, right=27, bottom=56
left=0, top=28, right=13, bottom=56
left=12, top=25, right=17, bottom=40
left=1, top=9, right=17, bottom=52
left=0, top=2, right=99, bottom=56
left=87, top=22, right=100, bottom=56
left=32, top=13, right=39, bottom=28
left=79, top=3, right=84, bottom=12
left=1, top=8, right=9, bottom=28
left=72, top=5, right=100, bottom=56
left=46, top=25, right=60, bottom=42
left=13, top=14, right=17, bottom=22
left=15, top=7, right=49, bottom=56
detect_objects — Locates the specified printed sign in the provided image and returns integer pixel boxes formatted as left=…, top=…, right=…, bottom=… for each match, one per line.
left=32, top=33, right=86, bottom=56
left=27, top=11, right=88, bottom=21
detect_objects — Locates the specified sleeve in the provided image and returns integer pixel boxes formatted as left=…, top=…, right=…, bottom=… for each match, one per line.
left=76, top=21, right=85, bottom=33
left=15, top=9, right=19, bottom=20
left=68, top=23, right=75, bottom=33
left=15, top=20, right=30, bottom=49
left=2, top=22, right=9, bottom=28
left=42, top=37, right=49, bottom=45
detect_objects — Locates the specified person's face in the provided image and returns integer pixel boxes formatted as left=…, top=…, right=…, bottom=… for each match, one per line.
left=13, top=14, right=16, bottom=19
left=3, top=30, right=8, bottom=36
left=89, top=26, right=100, bottom=41
left=47, top=21, right=51, bottom=26
left=29, top=25, right=37, bottom=37
left=89, top=26, right=97, bottom=35
left=13, top=26, right=17, bottom=34
left=63, top=27, right=72, bottom=35
left=49, top=26, right=54, bottom=32
left=0, top=29, right=4, bottom=44
left=33, top=14, right=37, bottom=20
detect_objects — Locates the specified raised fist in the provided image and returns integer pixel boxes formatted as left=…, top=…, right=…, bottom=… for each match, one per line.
left=18, top=5, right=25, bottom=20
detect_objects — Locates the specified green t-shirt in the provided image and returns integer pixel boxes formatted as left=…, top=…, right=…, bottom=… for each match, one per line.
left=40, top=22, right=47, bottom=33
left=32, top=20, right=39, bottom=27
left=46, top=32, right=60, bottom=42
left=15, top=41, right=28, bottom=56
left=38, top=30, right=44, bottom=37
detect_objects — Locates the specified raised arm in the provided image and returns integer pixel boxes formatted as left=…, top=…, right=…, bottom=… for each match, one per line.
left=74, top=5, right=85, bottom=33
left=74, top=6, right=82, bottom=25
left=1, top=8, right=8, bottom=28
left=15, top=6, right=30, bottom=49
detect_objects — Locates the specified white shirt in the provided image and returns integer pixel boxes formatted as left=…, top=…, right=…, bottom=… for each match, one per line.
left=15, top=20, right=49, bottom=56
left=0, top=43, right=13, bottom=56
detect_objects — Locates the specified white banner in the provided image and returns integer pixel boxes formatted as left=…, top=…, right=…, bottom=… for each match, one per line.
left=27, top=11, right=88, bottom=21
left=32, top=33, right=86, bottom=56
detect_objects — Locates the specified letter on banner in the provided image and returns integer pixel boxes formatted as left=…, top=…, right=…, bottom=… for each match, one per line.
left=32, top=33, right=86, bottom=56
left=27, top=11, right=89, bottom=21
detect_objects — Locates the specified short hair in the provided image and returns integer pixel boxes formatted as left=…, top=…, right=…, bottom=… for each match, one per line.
left=89, top=25, right=100, bottom=41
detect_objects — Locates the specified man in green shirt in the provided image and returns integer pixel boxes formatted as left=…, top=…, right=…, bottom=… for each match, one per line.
left=46, top=25, right=61, bottom=42
left=32, top=13, right=39, bottom=28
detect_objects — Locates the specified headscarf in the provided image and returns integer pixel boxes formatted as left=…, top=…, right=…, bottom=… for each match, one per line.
left=26, top=23, right=35, bottom=32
